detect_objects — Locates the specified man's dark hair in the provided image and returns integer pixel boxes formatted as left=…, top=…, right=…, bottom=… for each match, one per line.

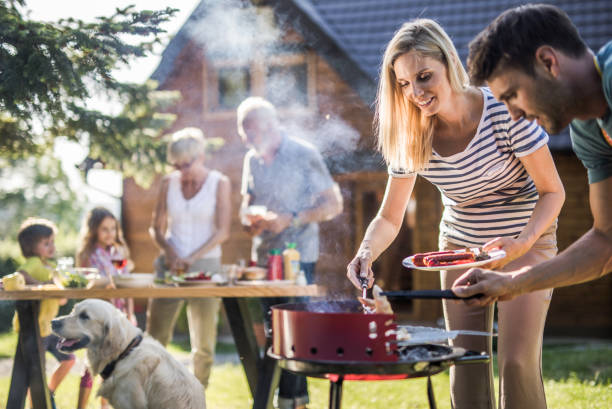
left=17, top=218, right=57, bottom=258
left=468, top=4, right=588, bottom=84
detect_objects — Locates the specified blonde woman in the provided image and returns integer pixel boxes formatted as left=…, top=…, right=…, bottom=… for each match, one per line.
left=147, top=127, right=231, bottom=388
left=346, top=19, right=565, bottom=409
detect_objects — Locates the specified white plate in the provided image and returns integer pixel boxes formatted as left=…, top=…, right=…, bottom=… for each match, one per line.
left=171, top=277, right=227, bottom=286
left=113, top=273, right=154, bottom=288
left=402, top=249, right=506, bottom=271
left=235, top=279, right=295, bottom=286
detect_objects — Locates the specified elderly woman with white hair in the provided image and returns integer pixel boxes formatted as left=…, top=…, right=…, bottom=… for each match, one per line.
left=146, top=127, right=231, bottom=389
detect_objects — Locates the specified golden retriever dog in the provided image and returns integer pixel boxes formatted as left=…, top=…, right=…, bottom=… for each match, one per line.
left=52, top=299, right=206, bottom=409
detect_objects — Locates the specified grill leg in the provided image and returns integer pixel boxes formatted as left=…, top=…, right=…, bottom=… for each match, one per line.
left=329, top=376, right=343, bottom=409
left=427, top=376, right=437, bottom=409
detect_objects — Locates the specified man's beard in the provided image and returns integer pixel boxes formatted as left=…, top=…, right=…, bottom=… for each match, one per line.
left=530, top=74, right=574, bottom=135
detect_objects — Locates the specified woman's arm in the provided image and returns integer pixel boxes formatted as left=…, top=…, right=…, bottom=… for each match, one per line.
left=126, top=298, right=136, bottom=324
left=185, top=175, right=232, bottom=263
left=347, top=175, right=417, bottom=289
left=149, top=177, right=182, bottom=272
left=149, top=177, right=176, bottom=254
left=483, top=145, right=565, bottom=268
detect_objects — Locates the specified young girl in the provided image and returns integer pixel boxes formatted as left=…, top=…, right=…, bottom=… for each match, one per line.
left=75, top=206, right=135, bottom=409
left=347, top=19, right=565, bottom=409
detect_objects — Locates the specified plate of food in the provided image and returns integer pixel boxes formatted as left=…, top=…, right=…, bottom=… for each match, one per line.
left=402, top=248, right=506, bottom=271
left=52, top=268, right=101, bottom=289
left=237, top=266, right=268, bottom=281
left=171, top=272, right=227, bottom=286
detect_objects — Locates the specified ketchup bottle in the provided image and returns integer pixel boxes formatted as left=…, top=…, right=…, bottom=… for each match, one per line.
left=267, top=249, right=283, bottom=280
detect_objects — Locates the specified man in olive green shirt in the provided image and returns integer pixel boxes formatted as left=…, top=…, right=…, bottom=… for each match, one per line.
left=452, top=4, right=612, bottom=303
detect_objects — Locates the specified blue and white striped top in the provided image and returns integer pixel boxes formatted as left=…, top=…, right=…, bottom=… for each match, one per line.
left=389, top=88, right=549, bottom=247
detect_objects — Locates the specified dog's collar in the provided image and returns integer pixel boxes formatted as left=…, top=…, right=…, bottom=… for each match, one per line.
left=100, top=334, right=143, bottom=380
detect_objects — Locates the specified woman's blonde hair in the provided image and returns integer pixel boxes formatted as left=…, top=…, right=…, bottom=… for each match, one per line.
left=376, top=19, right=469, bottom=172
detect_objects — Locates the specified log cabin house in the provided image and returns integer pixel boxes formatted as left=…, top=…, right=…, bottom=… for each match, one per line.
left=122, top=0, right=612, bottom=336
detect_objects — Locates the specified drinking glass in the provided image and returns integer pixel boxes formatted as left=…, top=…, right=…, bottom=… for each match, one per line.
left=110, top=247, right=128, bottom=274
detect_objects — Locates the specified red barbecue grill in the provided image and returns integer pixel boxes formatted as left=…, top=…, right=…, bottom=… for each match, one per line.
left=269, top=300, right=489, bottom=409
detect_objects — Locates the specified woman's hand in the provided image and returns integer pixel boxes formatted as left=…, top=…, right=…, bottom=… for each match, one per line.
left=172, top=258, right=190, bottom=275
left=347, top=246, right=375, bottom=290
left=481, top=236, right=530, bottom=270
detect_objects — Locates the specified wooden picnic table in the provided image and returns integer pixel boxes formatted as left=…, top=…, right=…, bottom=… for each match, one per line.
left=1, top=283, right=325, bottom=409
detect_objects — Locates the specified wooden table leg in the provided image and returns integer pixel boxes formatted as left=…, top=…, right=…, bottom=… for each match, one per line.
left=7, top=332, right=27, bottom=409
left=223, top=298, right=280, bottom=409
left=223, top=298, right=260, bottom=395
left=7, top=300, right=51, bottom=409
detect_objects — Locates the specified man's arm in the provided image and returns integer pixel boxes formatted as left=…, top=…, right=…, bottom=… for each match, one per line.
left=261, top=183, right=343, bottom=235
left=453, top=176, right=612, bottom=303
left=295, top=183, right=343, bottom=225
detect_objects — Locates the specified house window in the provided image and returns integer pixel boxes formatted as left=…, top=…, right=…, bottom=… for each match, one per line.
left=204, top=52, right=314, bottom=117
left=218, top=67, right=250, bottom=110
left=265, top=63, right=308, bottom=108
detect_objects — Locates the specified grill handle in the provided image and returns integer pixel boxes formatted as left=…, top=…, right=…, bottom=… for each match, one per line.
left=380, top=289, right=483, bottom=300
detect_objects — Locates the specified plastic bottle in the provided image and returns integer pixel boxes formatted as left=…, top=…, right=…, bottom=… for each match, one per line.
left=296, top=270, right=307, bottom=286
left=282, top=242, right=300, bottom=282
left=267, top=249, right=283, bottom=280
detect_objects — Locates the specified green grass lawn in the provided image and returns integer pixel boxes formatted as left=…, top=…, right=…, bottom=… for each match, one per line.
left=1, top=331, right=611, bottom=409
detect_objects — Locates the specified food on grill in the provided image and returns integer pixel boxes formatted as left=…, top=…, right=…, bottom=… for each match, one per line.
left=397, top=345, right=451, bottom=360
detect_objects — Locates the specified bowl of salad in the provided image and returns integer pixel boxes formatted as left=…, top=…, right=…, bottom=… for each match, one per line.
left=53, top=268, right=102, bottom=289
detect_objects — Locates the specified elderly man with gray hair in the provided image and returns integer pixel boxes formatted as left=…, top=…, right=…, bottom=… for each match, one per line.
left=237, top=96, right=343, bottom=409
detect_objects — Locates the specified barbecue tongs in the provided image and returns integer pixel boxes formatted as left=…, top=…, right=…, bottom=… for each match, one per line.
left=359, top=276, right=368, bottom=299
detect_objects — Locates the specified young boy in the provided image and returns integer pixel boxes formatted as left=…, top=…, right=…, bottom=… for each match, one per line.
left=14, top=217, right=75, bottom=408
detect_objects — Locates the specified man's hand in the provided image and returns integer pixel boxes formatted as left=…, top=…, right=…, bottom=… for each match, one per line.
left=451, top=267, right=525, bottom=306
left=260, top=211, right=292, bottom=234
left=242, top=219, right=265, bottom=237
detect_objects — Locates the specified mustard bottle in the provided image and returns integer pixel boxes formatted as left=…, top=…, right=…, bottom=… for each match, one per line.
left=283, top=242, right=300, bottom=281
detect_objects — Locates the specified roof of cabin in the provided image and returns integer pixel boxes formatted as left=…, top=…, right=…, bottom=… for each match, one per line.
left=152, top=0, right=612, bottom=152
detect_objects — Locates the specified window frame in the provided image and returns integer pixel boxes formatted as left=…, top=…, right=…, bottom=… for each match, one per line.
left=203, top=51, right=317, bottom=120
